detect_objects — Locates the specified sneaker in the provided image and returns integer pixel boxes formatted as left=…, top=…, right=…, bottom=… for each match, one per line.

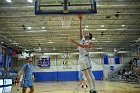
left=84, top=85, right=88, bottom=88
left=84, top=86, right=86, bottom=88
left=90, top=90, right=98, bottom=93
left=81, top=85, right=84, bottom=88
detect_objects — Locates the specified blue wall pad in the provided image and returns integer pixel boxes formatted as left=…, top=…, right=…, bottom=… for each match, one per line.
left=34, top=70, right=103, bottom=81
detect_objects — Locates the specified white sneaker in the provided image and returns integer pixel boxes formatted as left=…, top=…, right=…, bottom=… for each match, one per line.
left=84, top=85, right=88, bottom=88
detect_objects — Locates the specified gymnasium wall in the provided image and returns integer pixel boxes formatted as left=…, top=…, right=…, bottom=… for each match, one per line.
left=12, top=51, right=138, bottom=81
left=33, top=54, right=103, bottom=81
left=33, top=65, right=103, bottom=81
left=32, top=53, right=122, bottom=81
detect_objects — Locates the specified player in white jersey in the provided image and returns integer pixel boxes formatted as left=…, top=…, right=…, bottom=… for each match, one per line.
left=78, top=71, right=88, bottom=88
left=70, top=31, right=97, bottom=93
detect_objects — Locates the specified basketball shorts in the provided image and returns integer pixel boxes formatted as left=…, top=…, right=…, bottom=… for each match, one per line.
left=78, top=55, right=92, bottom=71
left=21, top=80, right=33, bottom=88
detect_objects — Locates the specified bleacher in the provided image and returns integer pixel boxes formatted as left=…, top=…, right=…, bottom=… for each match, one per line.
left=108, top=58, right=139, bottom=83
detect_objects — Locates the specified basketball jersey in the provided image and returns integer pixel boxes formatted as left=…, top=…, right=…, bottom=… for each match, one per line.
left=23, top=63, right=34, bottom=80
left=79, top=37, right=91, bottom=56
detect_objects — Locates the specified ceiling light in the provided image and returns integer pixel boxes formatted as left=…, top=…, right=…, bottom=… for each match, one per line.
left=95, top=48, right=103, bottom=49
left=27, top=0, right=33, bottom=3
left=92, top=37, right=96, bottom=40
left=96, top=29, right=107, bottom=31
left=84, top=28, right=89, bottom=31
left=39, top=30, right=47, bottom=31
left=38, top=47, right=41, bottom=51
left=103, top=41, right=112, bottom=42
left=42, top=27, right=45, bottom=29
left=101, top=25, right=105, bottom=28
left=27, top=27, right=32, bottom=30
left=53, top=47, right=56, bottom=50
left=117, top=28, right=126, bottom=30
left=121, top=25, right=125, bottom=27
left=59, top=34, right=68, bottom=36
left=27, top=30, right=47, bottom=32
left=85, top=25, right=89, bottom=28
left=19, top=46, right=23, bottom=48
left=11, top=42, right=19, bottom=45
left=47, top=41, right=54, bottom=44
left=6, top=0, right=12, bottom=3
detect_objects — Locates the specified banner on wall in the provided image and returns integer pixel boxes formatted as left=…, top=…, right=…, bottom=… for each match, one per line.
left=104, top=54, right=108, bottom=64
left=12, top=50, right=16, bottom=57
left=2, top=44, right=6, bottom=55
left=6, top=55, right=12, bottom=70
left=38, top=57, right=50, bottom=67
left=0, top=53, right=4, bottom=68
left=5, top=47, right=13, bottom=70
left=7, top=71, right=17, bottom=78
left=2, top=44, right=6, bottom=68
left=114, top=54, right=120, bottom=64
left=8, top=47, right=12, bottom=56
left=0, top=45, right=3, bottom=67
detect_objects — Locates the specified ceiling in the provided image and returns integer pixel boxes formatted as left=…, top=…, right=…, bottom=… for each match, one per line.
left=0, top=0, right=140, bottom=53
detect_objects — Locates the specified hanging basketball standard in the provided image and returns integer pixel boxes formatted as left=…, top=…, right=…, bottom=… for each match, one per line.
left=35, top=0, right=97, bottom=29
left=35, top=0, right=97, bottom=15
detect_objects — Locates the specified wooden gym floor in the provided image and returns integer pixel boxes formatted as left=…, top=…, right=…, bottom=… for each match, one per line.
left=10, top=81, right=140, bottom=93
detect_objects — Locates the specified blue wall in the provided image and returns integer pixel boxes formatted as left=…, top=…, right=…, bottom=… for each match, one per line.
left=104, top=54, right=109, bottom=64
left=34, top=71, right=103, bottom=81
left=114, top=54, right=120, bottom=64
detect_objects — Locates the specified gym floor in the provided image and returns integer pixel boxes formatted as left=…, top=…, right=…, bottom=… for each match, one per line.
left=10, top=81, right=140, bottom=93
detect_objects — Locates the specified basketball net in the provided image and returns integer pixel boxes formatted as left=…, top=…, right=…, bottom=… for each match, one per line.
left=60, top=15, right=72, bottom=29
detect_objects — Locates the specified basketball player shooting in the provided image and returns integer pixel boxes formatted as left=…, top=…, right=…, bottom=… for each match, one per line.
left=69, top=14, right=97, bottom=93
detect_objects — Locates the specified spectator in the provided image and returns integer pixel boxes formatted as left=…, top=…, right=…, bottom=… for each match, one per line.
left=133, top=53, right=140, bottom=83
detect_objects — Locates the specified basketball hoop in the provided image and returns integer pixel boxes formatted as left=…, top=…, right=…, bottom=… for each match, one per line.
left=60, top=15, right=72, bottom=29
left=77, top=14, right=83, bottom=21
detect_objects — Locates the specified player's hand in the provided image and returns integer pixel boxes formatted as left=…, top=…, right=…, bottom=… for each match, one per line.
left=32, top=76, right=35, bottom=81
left=17, top=76, right=20, bottom=83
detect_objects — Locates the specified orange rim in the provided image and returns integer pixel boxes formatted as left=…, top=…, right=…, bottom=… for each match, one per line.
left=77, top=14, right=83, bottom=21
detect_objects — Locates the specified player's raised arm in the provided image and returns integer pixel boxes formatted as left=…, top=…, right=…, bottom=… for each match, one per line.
left=78, top=14, right=83, bottom=40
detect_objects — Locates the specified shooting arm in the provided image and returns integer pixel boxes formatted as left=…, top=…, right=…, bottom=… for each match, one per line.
left=70, top=39, right=93, bottom=48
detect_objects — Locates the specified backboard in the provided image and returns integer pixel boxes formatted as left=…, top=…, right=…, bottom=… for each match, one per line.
left=35, top=0, right=97, bottom=15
